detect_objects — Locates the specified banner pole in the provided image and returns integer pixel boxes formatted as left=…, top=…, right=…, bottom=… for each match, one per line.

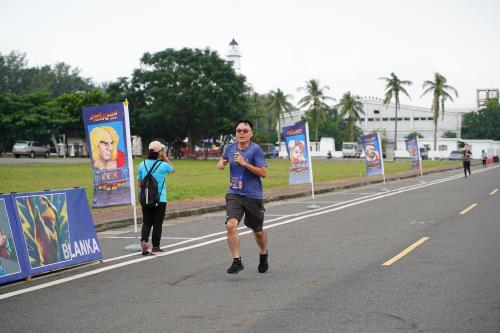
left=123, top=100, right=141, bottom=252
left=380, top=133, right=386, bottom=184
left=305, top=122, right=319, bottom=209
left=417, top=138, right=424, bottom=178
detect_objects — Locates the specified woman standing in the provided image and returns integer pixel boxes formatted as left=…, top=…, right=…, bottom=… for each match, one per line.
left=137, top=141, right=175, bottom=255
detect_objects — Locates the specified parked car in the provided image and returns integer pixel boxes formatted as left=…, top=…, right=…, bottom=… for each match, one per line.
left=12, top=141, right=50, bottom=158
left=449, top=150, right=462, bottom=161
left=419, top=148, right=429, bottom=160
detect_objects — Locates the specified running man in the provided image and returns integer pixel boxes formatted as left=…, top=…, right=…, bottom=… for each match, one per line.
left=217, top=119, right=269, bottom=274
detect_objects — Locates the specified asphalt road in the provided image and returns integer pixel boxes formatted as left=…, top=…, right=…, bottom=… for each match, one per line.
left=1, top=165, right=499, bottom=332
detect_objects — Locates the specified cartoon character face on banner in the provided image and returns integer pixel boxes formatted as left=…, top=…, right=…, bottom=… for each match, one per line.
left=365, top=143, right=379, bottom=162
left=289, top=140, right=306, bottom=162
left=90, top=126, right=122, bottom=170
left=17, top=194, right=70, bottom=268
left=410, top=145, right=417, bottom=157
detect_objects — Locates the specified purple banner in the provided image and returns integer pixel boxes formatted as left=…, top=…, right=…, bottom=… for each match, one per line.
left=83, top=102, right=132, bottom=208
left=11, top=189, right=102, bottom=277
left=361, top=133, right=385, bottom=176
left=282, top=123, right=312, bottom=185
left=0, top=195, right=30, bottom=285
left=405, top=138, right=421, bottom=170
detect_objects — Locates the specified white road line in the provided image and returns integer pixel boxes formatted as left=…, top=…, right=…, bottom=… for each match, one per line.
left=2, top=166, right=497, bottom=300
left=282, top=201, right=338, bottom=204
left=101, top=236, right=194, bottom=240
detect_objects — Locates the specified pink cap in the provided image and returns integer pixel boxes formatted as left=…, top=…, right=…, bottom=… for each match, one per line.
left=148, top=141, right=163, bottom=152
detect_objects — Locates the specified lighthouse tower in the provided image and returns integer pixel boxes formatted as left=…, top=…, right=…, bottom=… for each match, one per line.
left=227, top=38, right=241, bottom=73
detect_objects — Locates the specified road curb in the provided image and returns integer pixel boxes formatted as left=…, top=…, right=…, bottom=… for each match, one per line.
left=94, top=164, right=464, bottom=232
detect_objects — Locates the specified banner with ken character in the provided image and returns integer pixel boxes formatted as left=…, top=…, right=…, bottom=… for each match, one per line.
left=83, top=102, right=132, bottom=208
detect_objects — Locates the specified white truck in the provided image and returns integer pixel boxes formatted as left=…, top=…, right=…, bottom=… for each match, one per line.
left=342, top=142, right=360, bottom=158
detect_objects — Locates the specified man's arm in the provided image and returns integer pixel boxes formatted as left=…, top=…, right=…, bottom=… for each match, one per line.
left=217, top=157, right=228, bottom=170
left=234, top=154, right=267, bottom=178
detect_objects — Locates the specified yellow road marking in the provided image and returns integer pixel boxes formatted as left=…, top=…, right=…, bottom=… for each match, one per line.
left=460, top=203, right=478, bottom=215
left=383, top=237, right=430, bottom=266
left=490, top=188, right=498, bottom=196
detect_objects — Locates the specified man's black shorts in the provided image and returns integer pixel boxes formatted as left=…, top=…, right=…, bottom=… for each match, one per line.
left=225, top=193, right=265, bottom=231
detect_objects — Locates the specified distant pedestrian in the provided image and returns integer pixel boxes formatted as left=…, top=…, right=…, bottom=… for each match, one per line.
left=217, top=119, right=269, bottom=274
left=462, top=144, right=472, bottom=178
left=481, top=149, right=488, bottom=168
left=137, top=141, right=175, bottom=255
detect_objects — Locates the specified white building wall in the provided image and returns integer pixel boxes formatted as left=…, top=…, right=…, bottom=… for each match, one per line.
left=361, top=98, right=469, bottom=141
left=281, top=98, right=473, bottom=144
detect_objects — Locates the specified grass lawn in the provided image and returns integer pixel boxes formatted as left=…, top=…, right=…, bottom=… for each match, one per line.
left=0, top=159, right=460, bottom=207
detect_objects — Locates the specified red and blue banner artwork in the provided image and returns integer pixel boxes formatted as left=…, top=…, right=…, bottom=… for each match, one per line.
left=361, top=133, right=385, bottom=176
left=282, top=123, right=312, bottom=185
left=83, top=102, right=133, bottom=208
left=405, top=138, right=421, bottom=170
left=0, top=194, right=30, bottom=285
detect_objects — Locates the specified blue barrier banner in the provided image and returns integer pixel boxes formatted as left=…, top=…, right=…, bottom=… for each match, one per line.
left=361, top=133, right=385, bottom=176
left=0, top=195, right=29, bottom=285
left=405, top=138, right=421, bottom=170
left=11, top=189, right=102, bottom=276
left=83, top=102, right=133, bottom=208
left=282, top=123, right=312, bottom=185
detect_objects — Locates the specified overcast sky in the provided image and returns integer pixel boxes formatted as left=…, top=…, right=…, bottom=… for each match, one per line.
left=2, top=0, right=499, bottom=108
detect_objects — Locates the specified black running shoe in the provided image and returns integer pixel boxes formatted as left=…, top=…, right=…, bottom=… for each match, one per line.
left=258, top=251, right=269, bottom=273
left=227, top=258, right=244, bottom=274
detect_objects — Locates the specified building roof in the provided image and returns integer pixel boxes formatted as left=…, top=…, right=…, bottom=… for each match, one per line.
left=229, top=38, right=238, bottom=46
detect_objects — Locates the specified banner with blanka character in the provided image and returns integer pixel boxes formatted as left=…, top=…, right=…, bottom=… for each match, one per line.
left=83, top=102, right=132, bottom=208
left=11, top=188, right=102, bottom=276
left=282, top=123, right=312, bottom=185
left=0, top=194, right=30, bottom=285
left=361, top=133, right=385, bottom=176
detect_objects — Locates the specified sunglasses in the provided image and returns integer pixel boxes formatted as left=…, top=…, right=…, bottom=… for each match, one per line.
left=236, top=129, right=250, bottom=134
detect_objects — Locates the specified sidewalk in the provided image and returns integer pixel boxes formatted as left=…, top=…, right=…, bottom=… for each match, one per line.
left=92, top=164, right=464, bottom=232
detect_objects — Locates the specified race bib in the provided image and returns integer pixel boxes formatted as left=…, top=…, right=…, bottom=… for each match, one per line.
left=230, top=175, right=243, bottom=190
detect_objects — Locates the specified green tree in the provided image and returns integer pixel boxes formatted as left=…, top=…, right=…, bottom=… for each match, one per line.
left=129, top=48, right=248, bottom=151
left=53, top=89, right=109, bottom=138
left=0, top=92, right=59, bottom=153
left=336, top=91, right=364, bottom=142
left=0, top=50, right=30, bottom=94
left=379, top=72, right=412, bottom=146
left=404, top=131, right=424, bottom=139
left=441, top=131, right=457, bottom=138
left=301, top=106, right=350, bottom=150
left=462, top=100, right=500, bottom=140
left=0, top=51, right=95, bottom=96
left=268, top=89, right=294, bottom=147
left=245, top=92, right=275, bottom=143
left=421, top=72, right=458, bottom=150
left=0, top=90, right=107, bottom=154
left=298, top=79, right=334, bottom=149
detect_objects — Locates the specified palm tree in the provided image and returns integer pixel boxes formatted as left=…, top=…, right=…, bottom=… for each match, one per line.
left=298, top=79, right=335, bottom=149
left=421, top=72, right=458, bottom=150
left=248, top=92, right=266, bottom=130
left=379, top=72, right=412, bottom=150
left=336, top=91, right=365, bottom=142
left=268, top=89, right=294, bottom=147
